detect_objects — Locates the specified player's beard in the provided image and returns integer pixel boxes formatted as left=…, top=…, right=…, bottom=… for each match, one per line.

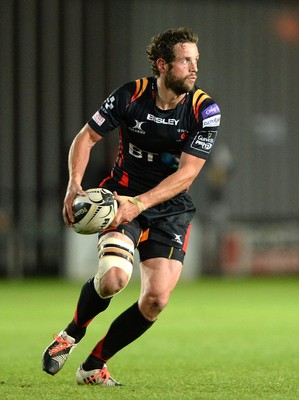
left=165, top=68, right=196, bottom=95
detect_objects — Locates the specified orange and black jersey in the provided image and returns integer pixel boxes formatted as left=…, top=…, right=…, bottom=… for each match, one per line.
left=88, top=76, right=221, bottom=194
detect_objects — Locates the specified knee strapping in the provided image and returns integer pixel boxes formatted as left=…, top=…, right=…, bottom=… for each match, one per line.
left=94, top=236, right=134, bottom=298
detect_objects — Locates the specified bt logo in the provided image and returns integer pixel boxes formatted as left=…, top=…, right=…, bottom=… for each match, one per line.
left=129, top=143, right=158, bottom=162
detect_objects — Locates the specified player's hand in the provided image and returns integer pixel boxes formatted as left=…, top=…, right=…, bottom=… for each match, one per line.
left=63, top=183, right=86, bottom=227
left=111, top=192, right=145, bottom=228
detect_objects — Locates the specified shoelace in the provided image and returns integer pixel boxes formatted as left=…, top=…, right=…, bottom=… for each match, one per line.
left=49, top=334, right=73, bottom=356
left=86, top=366, right=111, bottom=384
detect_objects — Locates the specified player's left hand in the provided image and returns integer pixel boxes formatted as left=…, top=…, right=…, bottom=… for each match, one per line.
left=111, top=192, right=145, bottom=228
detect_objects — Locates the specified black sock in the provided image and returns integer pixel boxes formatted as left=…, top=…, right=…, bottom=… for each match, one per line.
left=84, top=301, right=154, bottom=368
left=83, top=354, right=105, bottom=371
left=65, top=277, right=111, bottom=342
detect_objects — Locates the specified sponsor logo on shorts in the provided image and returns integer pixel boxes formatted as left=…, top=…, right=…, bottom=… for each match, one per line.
left=172, top=233, right=183, bottom=245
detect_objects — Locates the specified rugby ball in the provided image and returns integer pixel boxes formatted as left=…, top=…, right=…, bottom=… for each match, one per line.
left=72, top=188, right=118, bottom=234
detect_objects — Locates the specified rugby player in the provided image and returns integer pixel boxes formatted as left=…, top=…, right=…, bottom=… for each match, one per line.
left=42, top=27, right=221, bottom=386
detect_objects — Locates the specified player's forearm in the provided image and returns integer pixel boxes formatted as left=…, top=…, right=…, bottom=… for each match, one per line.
left=139, top=155, right=206, bottom=210
left=68, top=125, right=100, bottom=187
left=139, top=169, right=194, bottom=209
left=68, top=140, right=90, bottom=187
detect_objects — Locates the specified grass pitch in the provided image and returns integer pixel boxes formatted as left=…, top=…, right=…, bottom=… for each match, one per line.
left=0, top=276, right=298, bottom=400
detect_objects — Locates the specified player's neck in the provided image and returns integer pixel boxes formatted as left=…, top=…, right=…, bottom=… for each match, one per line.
left=156, top=79, right=185, bottom=110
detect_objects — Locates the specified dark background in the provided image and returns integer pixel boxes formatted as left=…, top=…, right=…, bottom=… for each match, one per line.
left=1, top=0, right=298, bottom=277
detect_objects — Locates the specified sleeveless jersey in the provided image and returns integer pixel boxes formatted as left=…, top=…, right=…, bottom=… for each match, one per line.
left=88, top=76, right=221, bottom=194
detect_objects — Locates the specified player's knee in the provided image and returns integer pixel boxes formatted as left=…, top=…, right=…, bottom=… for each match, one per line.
left=140, top=293, right=170, bottom=320
left=94, top=234, right=134, bottom=299
left=149, top=294, right=169, bottom=313
left=98, top=267, right=129, bottom=298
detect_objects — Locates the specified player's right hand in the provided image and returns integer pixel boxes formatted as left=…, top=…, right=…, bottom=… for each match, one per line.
left=63, top=183, right=86, bottom=227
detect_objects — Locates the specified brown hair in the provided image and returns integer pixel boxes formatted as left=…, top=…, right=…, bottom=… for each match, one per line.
left=146, top=27, right=198, bottom=77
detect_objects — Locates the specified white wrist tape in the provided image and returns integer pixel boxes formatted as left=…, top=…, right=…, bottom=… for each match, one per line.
left=128, top=196, right=146, bottom=212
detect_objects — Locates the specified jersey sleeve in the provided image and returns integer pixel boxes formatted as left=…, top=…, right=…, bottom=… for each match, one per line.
left=183, top=97, right=221, bottom=160
left=87, top=81, right=135, bottom=136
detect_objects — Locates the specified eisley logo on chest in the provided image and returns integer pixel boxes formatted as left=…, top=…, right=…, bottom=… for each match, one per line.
left=147, top=114, right=179, bottom=126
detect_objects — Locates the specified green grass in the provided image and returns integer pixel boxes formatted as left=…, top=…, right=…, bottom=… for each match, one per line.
left=0, top=277, right=298, bottom=399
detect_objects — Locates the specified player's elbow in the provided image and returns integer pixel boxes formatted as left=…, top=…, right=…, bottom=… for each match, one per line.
left=178, top=168, right=201, bottom=190
left=75, top=124, right=102, bottom=147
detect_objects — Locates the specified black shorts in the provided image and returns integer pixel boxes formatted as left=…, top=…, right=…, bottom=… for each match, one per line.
left=99, top=186, right=196, bottom=263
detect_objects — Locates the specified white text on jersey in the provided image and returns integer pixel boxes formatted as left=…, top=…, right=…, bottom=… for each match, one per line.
left=129, top=143, right=158, bottom=161
left=147, top=114, right=179, bottom=126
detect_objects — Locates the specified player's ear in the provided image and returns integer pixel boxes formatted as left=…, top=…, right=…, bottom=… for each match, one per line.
left=156, top=58, right=168, bottom=74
